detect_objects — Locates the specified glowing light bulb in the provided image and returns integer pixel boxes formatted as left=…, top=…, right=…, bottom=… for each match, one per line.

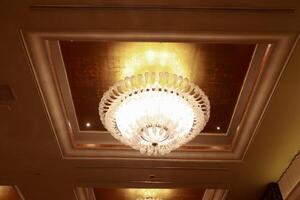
left=145, top=50, right=155, bottom=63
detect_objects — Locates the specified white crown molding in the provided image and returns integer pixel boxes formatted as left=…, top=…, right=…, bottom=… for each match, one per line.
left=202, top=189, right=228, bottom=200
left=278, top=152, right=300, bottom=200
left=74, top=187, right=96, bottom=200
left=20, top=29, right=298, bottom=162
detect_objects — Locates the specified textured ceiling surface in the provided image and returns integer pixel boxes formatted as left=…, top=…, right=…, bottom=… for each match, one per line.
left=0, top=0, right=300, bottom=200
left=60, top=41, right=254, bottom=134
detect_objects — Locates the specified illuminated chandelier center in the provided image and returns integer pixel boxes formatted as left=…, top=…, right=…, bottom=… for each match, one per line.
left=99, top=72, right=210, bottom=156
left=140, top=125, right=169, bottom=146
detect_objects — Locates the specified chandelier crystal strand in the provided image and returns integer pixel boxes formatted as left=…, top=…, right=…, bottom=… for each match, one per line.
left=99, top=72, right=210, bottom=156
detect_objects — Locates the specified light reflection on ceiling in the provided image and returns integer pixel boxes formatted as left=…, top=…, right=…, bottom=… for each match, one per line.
left=93, top=187, right=207, bottom=200
left=0, top=186, right=21, bottom=200
left=128, top=188, right=171, bottom=199
left=111, top=42, right=198, bottom=80
left=60, top=41, right=255, bottom=133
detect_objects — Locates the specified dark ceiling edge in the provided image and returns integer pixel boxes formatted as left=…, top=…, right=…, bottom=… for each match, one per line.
left=75, top=180, right=228, bottom=188
left=0, top=84, right=15, bottom=101
left=30, top=4, right=295, bottom=13
left=75, top=166, right=229, bottom=171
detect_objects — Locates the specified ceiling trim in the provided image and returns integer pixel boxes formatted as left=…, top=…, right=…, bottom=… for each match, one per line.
left=278, top=152, right=300, bottom=200
left=202, top=189, right=228, bottom=200
left=21, top=30, right=297, bottom=162
left=285, top=182, right=300, bottom=200
left=49, top=41, right=263, bottom=141
left=74, top=187, right=96, bottom=200
left=30, top=4, right=295, bottom=13
left=74, top=187, right=228, bottom=200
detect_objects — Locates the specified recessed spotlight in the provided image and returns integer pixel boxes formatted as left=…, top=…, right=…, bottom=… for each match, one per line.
left=86, top=122, right=91, bottom=127
left=217, top=126, right=221, bottom=130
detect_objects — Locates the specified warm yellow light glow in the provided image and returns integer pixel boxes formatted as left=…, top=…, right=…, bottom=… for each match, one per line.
left=0, top=186, right=18, bottom=199
left=99, top=73, right=209, bottom=156
left=99, top=73, right=210, bottom=156
left=111, top=42, right=196, bottom=80
left=127, top=188, right=172, bottom=199
left=85, top=143, right=97, bottom=148
left=100, top=43, right=210, bottom=156
left=145, top=50, right=155, bottom=63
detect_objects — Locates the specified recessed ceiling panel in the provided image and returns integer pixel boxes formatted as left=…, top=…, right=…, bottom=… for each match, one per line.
left=93, top=188, right=206, bottom=200
left=60, top=41, right=255, bottom=134
left=23, top=30, right=295, bottom=160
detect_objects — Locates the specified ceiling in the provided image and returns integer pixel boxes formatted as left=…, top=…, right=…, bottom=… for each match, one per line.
left=0, top=0, right=300, bottom=200
left=93, top=188, right=206, bottom=200
left=60, top=41, right=254, bottom=134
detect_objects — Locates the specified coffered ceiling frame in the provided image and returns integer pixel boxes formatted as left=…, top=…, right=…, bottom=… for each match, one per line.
left=54, top=41, right=259, bottom=139
left=21, top=30, right=297, bottom=162
left=47, top=41, right=261, bottom=146
left=74, top=187, right=228, bottom=200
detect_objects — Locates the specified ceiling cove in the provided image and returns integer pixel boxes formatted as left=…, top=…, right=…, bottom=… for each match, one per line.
left=21, top=30, right=297, bottom=162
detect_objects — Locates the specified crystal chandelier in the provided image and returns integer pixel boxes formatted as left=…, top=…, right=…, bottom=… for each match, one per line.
left=99, top=72, right=210, bottom=156
left=136, top=197, right=162, bottom=200
left=135, top=190, right=163, bottom=200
